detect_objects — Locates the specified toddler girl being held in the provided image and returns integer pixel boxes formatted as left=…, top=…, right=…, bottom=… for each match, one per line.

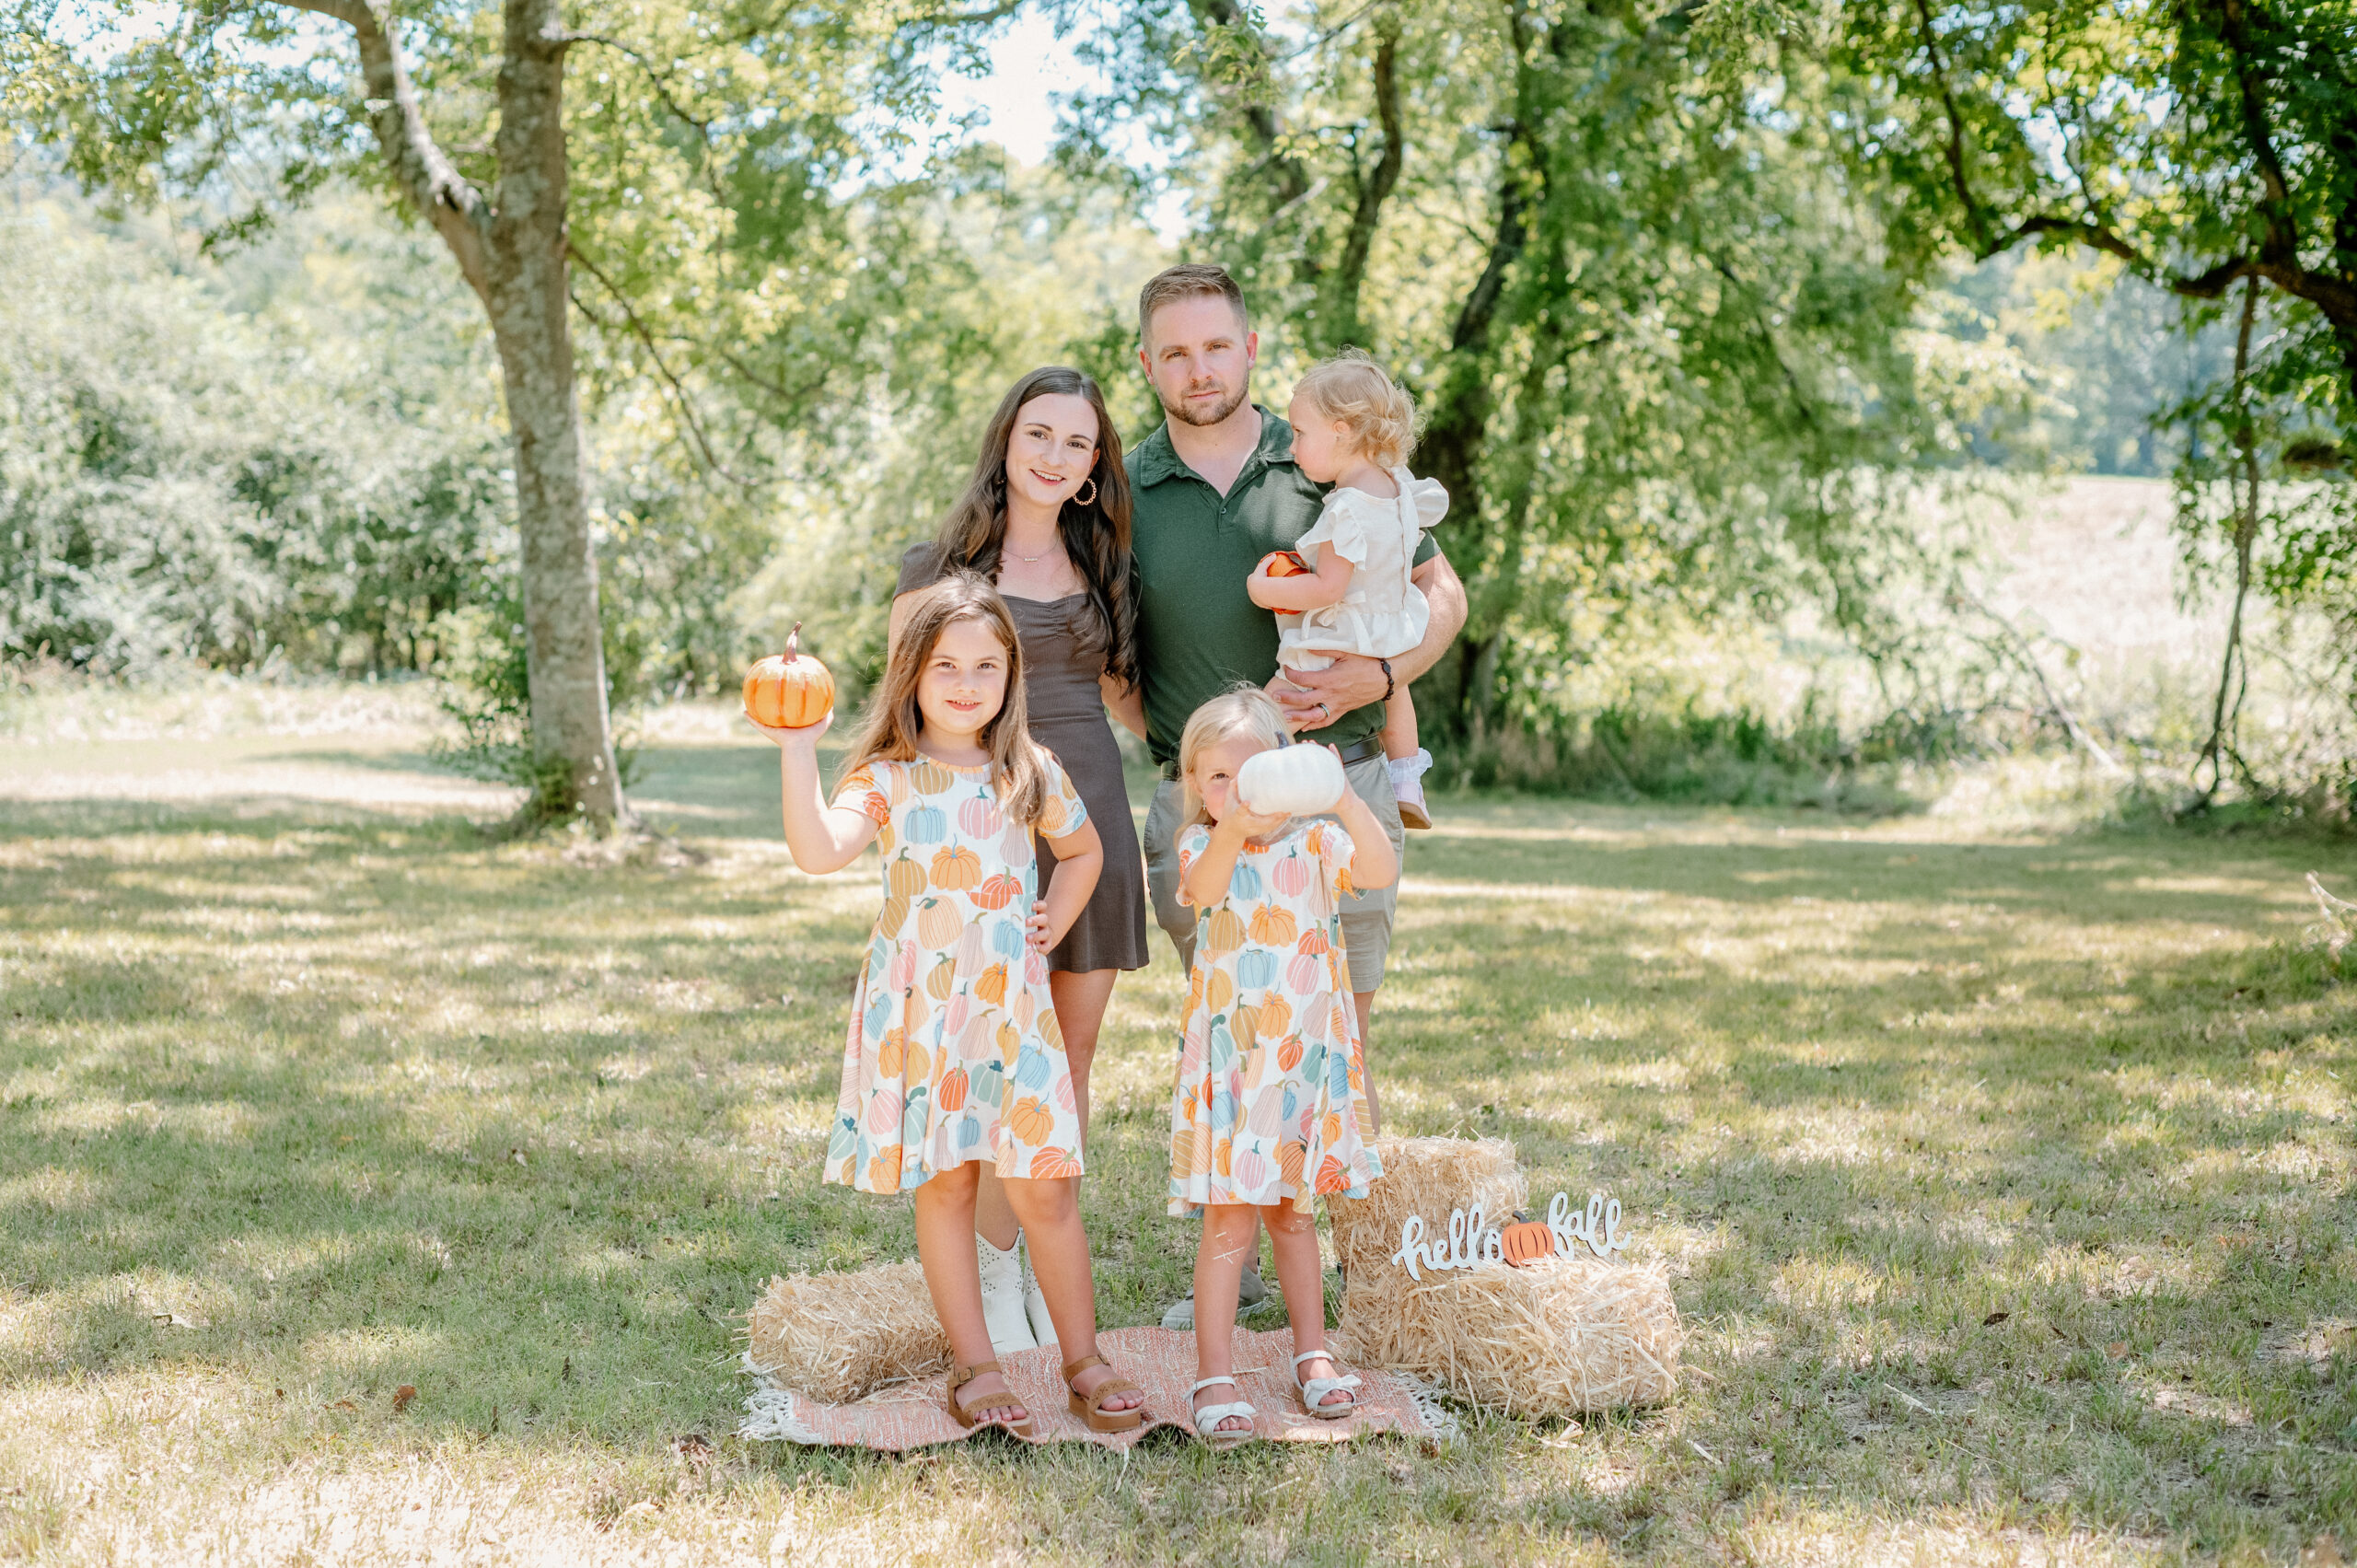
left=1248, top=350, right=1449, bottom=826
left=1167, top=686, right=1394, bottom=1443
left=751, top=574, right=1145, bottom=1437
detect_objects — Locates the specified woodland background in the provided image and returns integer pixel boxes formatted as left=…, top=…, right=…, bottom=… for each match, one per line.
left=2, top=0, right=2352, bottom=824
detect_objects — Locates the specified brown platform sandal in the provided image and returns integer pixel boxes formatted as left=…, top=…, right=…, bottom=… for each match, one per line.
left=946, top=1359, right=1034, bottom=1438
left=1063, top=1353, right=1147, bottom=1433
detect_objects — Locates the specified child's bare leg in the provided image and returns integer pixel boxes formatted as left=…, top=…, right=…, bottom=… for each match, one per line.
left=1260, top=1201, right=1352, bottom=1408
left=1002, top=1174, right=1142, bottom=1412
left=1192, top=1205, right=1260, bottom=1434
left=1384, top=687, right=1434, bottom=827
left=912, top=1163, right=1025, bottom=1423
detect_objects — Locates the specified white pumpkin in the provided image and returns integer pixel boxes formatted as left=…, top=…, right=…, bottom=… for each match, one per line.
left=1237, top=744, right=1346, bottom=817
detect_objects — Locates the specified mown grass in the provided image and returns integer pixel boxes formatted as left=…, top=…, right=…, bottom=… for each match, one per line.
left=2, top=721, right=2353, bottom=1565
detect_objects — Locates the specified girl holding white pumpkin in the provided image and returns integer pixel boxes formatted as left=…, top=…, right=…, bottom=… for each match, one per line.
left=1166, top=686, right=1394, bottom=1440
left=751, top=575, right=1147, bottom=1438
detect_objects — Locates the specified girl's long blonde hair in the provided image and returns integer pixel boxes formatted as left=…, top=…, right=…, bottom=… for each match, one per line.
left=838, top=575, right=1051, bottom=825
left=1178, top=684, right=1289, bottom=828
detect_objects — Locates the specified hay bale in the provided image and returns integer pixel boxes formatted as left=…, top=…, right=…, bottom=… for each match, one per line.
left=744, top=1260, right=950, bottom=1404
left=1335, top=1255, right=1681, bottom=1417
left=1329, top=1135, right=1526, bottom=1276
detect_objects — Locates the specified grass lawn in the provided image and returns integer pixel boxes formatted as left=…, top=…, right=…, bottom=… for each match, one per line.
left=2, top=703, right=2353, bottom=1564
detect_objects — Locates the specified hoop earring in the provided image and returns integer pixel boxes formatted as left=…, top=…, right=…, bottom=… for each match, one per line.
left=1074, top=476, right=1098, bottom=508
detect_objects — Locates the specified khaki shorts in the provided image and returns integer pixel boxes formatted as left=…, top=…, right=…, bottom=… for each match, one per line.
left=1144, top=753, right=1405, bottom=995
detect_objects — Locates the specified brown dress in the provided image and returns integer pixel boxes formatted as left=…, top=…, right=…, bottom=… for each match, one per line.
left=898, top=544, right=1149, bottom=973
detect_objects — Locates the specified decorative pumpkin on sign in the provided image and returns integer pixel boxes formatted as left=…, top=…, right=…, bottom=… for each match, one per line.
left=1259, top=550, right=1312, bottom=578
left=743, top=622, right=835, bottom=729
left=1237, top=744, right=1346, bottom=817
left=1501, top=1220, right=1557, bottom=1266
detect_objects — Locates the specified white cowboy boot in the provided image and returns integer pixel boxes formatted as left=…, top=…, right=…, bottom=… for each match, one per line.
left=976, top=1232, right=1037, bottom=1356
left=1019, top=1235, right=1058, bottom=1347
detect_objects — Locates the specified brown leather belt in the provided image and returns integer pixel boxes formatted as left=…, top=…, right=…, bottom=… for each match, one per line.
left=1161, top=735, right=1382, bottom=781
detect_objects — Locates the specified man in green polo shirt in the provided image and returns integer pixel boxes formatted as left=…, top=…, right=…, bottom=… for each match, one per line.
left=1127, top=262, right=1468, bottom=1139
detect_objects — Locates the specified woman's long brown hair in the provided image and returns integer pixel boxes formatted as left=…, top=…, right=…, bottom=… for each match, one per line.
left=837, top=575, right=1051, bottom=826
left=930, top=366, right=1138, bottom=689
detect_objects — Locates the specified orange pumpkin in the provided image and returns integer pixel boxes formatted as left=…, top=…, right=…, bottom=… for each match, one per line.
left=1206, top=970, right=1236, bottom=1014
left=1248, top=903, right=1297, bottom=947
left=742, top=622, right=835, bottom=728
left=1296, top=926, right=1329, bottom=957
left=866, top=1146, right=902, bottom=1191
left=1232, top=1002, right=1261, bottom=1054
left=971, top=872, right=1023, bottom=911
left=937, top=1066, right=969, bottom=1111
left=924, top=953, right=958, bottom=1000
left=917, top=897, right=960, bottom=948
left=1029, top=1146, right=1082, bottom=1179
left=1203, top=907, right=1247, bottom=957
left=973, top=961, right=1009, bottom=1005
left=876, top=1028, right=906, bottom=1077
left=1278, top=1141, right=1306, bottom=1188
left=930, top=844, right=982, bottom=891
left=887, top=852, right=926, bottom=902
left=1276, top=1034, right=1304, bottom=1072
left=1501, top=1220, right=1556, bottom=1267
left=1007, top=1095, right=1056, bottom=1145
left=1259, top=995, right=1293, bottom=1037
left=1259, top=549, right=1312, bottom=578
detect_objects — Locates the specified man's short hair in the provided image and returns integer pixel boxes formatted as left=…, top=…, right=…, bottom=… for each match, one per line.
left=1138, top=263, right=1249, bottom=351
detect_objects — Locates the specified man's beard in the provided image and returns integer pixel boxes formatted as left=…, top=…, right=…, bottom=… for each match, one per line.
left=1161, top=378, right=1249, bottom=428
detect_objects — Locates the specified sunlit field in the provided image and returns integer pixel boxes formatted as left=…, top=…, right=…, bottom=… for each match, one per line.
left=2, top=694, right=2352, bottom=1565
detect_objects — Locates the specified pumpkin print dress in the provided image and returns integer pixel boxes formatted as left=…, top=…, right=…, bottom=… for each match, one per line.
left=827, top=755, right=1090, bottom=1194
left=1166, top=819, right=1385, bottom=1217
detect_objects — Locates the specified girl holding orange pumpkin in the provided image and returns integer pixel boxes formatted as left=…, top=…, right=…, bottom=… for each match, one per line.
left=1166, top=686, right=1394, bottom=1440
left=751, top=575, right=1146, bottom=1438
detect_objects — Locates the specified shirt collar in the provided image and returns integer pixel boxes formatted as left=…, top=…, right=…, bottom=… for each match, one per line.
left=1134, top=404, right=1294, bottom=488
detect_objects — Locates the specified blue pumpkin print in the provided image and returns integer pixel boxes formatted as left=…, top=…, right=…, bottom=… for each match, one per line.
left=1328, top=1044, right=1351, bottom=1100
left=1212, top=1087, right=1236, bottom=1129
left=1237, top=948, right=1277, bottom=991
left=1300, top=1042, right=1327, bottom=1086
left=863, top=991, right=893, bottom=1040
left=1230, top=862, right=1263, bottom=900
left=959, top=1116, right=982, bottom=1150
left=1209, top=1018, right=1237, bottom=1072
left=1281, top=1083, right=1299, bottom=1124
left=971, top=1062, right=1004, bottom=1108
left=905, top=804, right=948, bottom=843
left=900, top=1086, right=931, bottom=1148
left=1013, top=1049, right=1051, bottom=1090
left=828, top=1117, right=860, bottom=1167
left=989, top=917, right=1026, bottom=961
left=869, top=935, right=891, bottom=971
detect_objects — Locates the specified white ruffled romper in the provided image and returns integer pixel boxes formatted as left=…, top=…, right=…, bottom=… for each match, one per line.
left=1275, top=468, right=1450, bottom=674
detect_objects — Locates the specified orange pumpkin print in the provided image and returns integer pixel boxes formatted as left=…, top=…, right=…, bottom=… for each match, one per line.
left=917, top=897, right=960, bottom=948
left=887, top=851, right=926, bottom=902
left=1007, top=1096, right=1056, bottom=1145
left=1203, top=906, right=1246, bottom=956
left=929, top=844, right=982, bottom=890
left=1248, top=902, right=1296, bottom=946
left=1258, top=995, right=1292, bottom=1037
left=1295, top=926, right=1329, bottom=957
left=1029, top=1146, right=1082, bottom=1179
left=937, top=1066, right=969, bottom=1111
left=925, top=954, right=957, bottom=1000
left=971, top=871, right=1023, bottom=910
left=867, top=1146, right=902, bottom=1191
left=903, top=1038, right=931, bottom=1084
left=1278, top=1141, right=1306, bottom=1188
left=1232, top=1002, right=1260, bottom=1054
left=1501, top=1220, right=1556, bottom=1266
left=1036, top=1007, right=1062, bottom=1051
left=1315, top=1153, right=1346, bottom=1193
left=908, top=759, right=953, bottom=795
left=1206, top=969, right=1235, bottom=1014
left=876, top=1029, right=906, bottom=1077
left=973, top=962, right=1009, bottom=1005
left=1214, top=1137, right=1233, bottom=1177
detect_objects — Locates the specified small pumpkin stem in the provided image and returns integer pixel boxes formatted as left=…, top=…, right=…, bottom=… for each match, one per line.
left=785, top=621, right=803, bottom=656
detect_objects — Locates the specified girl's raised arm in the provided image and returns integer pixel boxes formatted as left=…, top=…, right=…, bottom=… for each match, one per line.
left=1329, top=784, right=1399, bottom=891
left=749, top=712, right=880, bottom=874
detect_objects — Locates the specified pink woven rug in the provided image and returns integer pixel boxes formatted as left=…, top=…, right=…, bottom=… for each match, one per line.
left=740, top=1327, right=1448, bottom=1452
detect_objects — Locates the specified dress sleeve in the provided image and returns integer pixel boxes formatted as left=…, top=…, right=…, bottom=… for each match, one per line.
left=1401, top=469, right=1450, bottom=532
left=1036, top=755, right=1091, bottom=839
left=1307, top=820, right=1358, bottom=900
left=1306, top=490, right=1376, bottom=567
left=895, top=540, right=952, bottom=598
left=830, top=762, right=891, bottom=826
left=1175, top=823, right=1213, bottom=907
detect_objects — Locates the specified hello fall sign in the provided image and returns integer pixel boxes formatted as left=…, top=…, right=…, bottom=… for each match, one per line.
left=1391, top=1191, right=1629, bottom=1281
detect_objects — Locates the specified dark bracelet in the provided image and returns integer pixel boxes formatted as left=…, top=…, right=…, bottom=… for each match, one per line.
left=1379, top=658, right=1395, bottom=702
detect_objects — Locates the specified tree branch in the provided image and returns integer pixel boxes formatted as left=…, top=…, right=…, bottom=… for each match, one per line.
left=1326, top=12, right=1403, bottom=347
left=2212, top=0, right=2299, bottom=266
left=566, top=241, right=748, bottom=484
left=560, top=33, right=715, bottom=136
left=274, top=0, right=490, bottom=300
left=1910, top=0, right=1991, bottom=255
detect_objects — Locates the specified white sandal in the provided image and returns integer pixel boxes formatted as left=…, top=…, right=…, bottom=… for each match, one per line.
left=1291, top=1349, right=1361, bottom=1419
left=1190, top=1375, right=1257, bottom=1446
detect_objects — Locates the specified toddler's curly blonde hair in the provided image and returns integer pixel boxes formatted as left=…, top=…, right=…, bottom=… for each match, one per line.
left=1293, top=349, right=1419, bottom=470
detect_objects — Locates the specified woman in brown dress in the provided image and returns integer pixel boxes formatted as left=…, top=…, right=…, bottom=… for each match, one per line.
left=890, top=366, right=1148, bottom=1354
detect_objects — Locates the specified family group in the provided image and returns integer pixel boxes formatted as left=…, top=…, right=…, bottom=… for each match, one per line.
left=750, top=263, right=1468, bottom=1444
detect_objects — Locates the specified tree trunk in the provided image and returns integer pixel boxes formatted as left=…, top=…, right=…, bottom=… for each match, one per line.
left=484, top=0, right=624, bottom=823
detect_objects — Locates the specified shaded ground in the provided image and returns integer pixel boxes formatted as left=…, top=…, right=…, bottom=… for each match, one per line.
left=1, top=726, right=2353, bottom=1564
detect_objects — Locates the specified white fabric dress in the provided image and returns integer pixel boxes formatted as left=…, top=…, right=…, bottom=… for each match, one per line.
left=1275, top=467, right=1449, bottom=672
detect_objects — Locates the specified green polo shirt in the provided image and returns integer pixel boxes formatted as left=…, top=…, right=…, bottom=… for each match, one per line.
left=1126, top=405, right=1438, bottom=766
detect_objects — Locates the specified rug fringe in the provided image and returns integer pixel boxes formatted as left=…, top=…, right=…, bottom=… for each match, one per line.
left=737, top=1353, right=833, bottom=1446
